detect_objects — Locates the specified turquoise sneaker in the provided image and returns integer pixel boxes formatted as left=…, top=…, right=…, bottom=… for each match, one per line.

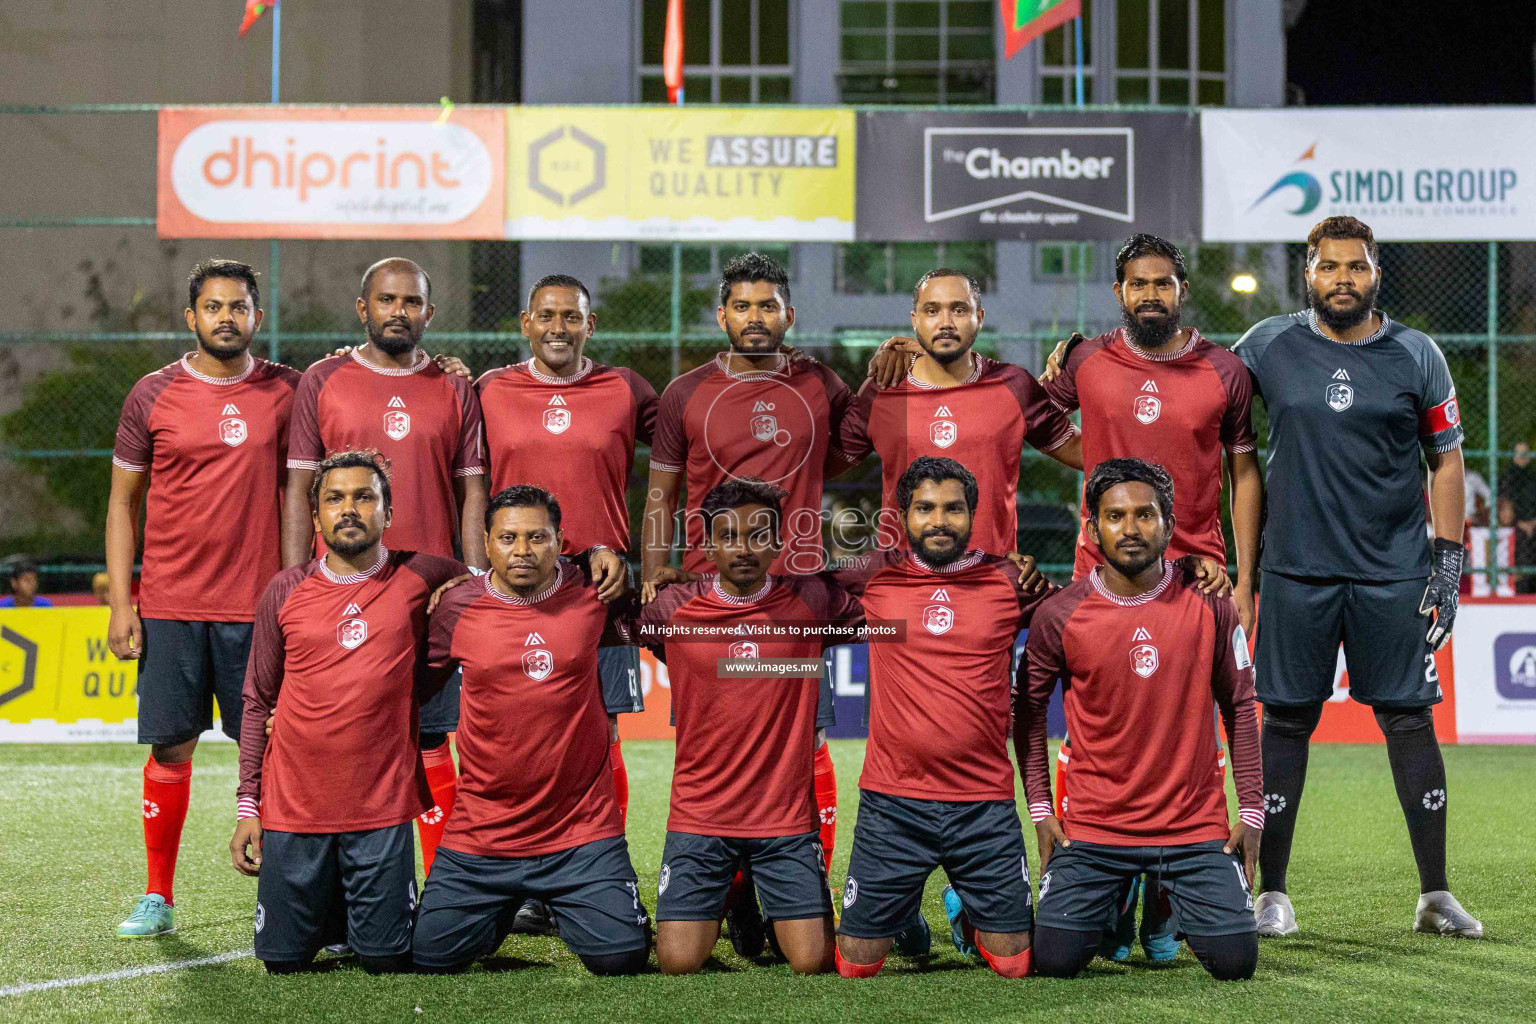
left=1095, top=876, right=1139, bottom=962
left=892, top=910, right=932, bottom=956
left=941, top=885, right=978, bottom=959
left=117, top=894, right=176, bottom=938
left=1141, top=932, right=1180, bottom=962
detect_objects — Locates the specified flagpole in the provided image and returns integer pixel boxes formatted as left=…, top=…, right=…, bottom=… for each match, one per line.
left=668, top=0, right=683, bottom=378
left=1073, top=9, right=1086, bottom=334
left=269, top=1, right=282, bottom=364
left=1072, top=12, right=1084, bottom=107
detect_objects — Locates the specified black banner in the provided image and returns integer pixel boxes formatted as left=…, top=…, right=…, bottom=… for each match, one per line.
left=856, top=110, right=1201, bottom=241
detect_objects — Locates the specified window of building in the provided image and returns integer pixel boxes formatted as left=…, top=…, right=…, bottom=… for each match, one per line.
left=838, top=1, right=995, bottom=104
left=835, top=241, right=997, bottom=296
left=639, top=0, right=792, bottom=103
left=1114, top=0, right=1226, bottom=105
left=1037, top=2, right=1094, bottom=106
left=1036, top=242, right=1096, bottom=279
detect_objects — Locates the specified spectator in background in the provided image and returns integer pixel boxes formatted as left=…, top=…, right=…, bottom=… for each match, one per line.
left=1506, top=441, right=1536, bottom=538
left=1, top=558, right=53, bottom=608
left=92, top=572, right=112, bottom=605
left=1463, top=467, right=1491, bottom=528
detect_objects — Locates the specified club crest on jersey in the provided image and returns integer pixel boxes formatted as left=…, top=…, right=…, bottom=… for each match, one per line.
left=1326, top=382, right=1353, bottom=412
left=929, top=419, right=958, bottom=448
left=383, top=409, right=411, bottom=440
left=749, top=413, right=791, bottom=447
left=1133, top=394, right=1161, bottom=425
left=729, top=641, right=760, bottom=659
left=522, top=648, right=554, bottom=681
left=923, top=604, right=954, bottom=636
left=1130, top=642, right=1159, bottom=678
left=337, top=617, right=368, bottom=650
left=543, top=407, right=571, bottom=434
left=219, top=416, right=248, bottom=447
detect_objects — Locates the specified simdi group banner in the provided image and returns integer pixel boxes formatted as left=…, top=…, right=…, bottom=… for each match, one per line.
left=504, top=106, right=856, bottom=241
left=855, top=110, right=1201, bottom=241
left=1202, top=107, right=1536, bottom=241
left=157, top=106, right=505, bottom=239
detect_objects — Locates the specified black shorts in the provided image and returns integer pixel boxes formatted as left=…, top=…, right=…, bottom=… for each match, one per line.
left=839, top=790, right=1033, bottom=939
left=254, top=822, right=416, bottom=962
left=1035, top=839, right=1256, bottom=938
left=412, top=836, right=648, bottom=966
left=656, top=830, right=831, bottom=922
left=598, top=645, right=644, bottom=715
left=419, top=669, right=461, bottom=734
left=137, top=619, right=251, bottom=745
left=1256, top=572, right=1441, bottom=708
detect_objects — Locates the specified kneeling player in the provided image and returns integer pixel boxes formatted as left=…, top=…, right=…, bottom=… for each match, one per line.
left=1017, top=458, right=1262, bottom=981
left=412, top=486, right=648, bottom=976
left=230, top=451, right=465, bottom=973
left=631, top=479, right=862, bottom=974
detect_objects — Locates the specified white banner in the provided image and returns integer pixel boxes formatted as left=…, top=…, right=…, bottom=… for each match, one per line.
left=1202, top=108, right=1536, bottom=241
left=1450, top=600, right=1536, bottom=743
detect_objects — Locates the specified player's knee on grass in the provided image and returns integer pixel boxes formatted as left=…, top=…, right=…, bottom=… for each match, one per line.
left=1262, top=702, right=1324, bottom=739
left=774, top=917, right=835, bottom=975
left=835, top=933, right=892, bottom=974
left=656, top=921, right=719, bottom=975
left=357, top=952, right=414, bottom=975
left=1186, top=931, right=1258, bottom=981
left=579, top=947, right=648, bottom=976
left=1373, top=706, right=1434, bottom=735
left=1031, top=926, right=1100, bottom=978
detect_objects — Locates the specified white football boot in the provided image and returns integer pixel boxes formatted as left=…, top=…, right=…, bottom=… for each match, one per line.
left=1254, top=891, right=1298, bottom=937
left=1414, top=891, right=1483, bottom=938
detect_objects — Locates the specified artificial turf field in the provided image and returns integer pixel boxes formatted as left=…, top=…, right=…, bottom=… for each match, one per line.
left=1, top=740, right=1532, bottom=1023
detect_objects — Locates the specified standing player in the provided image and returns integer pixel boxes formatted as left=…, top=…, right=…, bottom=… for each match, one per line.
left=642, top=252, right=848, bottom=930
left=477, top=274, right=658, bottom=835
left=631, top=479, right=863, bottom=975
left=1017, top=458, right=1262, bottom=981
left=832, top=457, right=1048, bottom=980
left=282, top=257, right=488, bottom=873
left=231, top=451, right=466, bottom=973
left=412, top=486, right=649, bottom=976
left=839, top=268, right=1081, bottom=554
left=107, top=259, right=300, bottom=938
left=1234, top=217, right=1481, bottom=938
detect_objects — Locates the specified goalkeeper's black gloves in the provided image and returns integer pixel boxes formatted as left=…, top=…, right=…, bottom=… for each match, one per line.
left=1419, top=538, right=1464, bottom=651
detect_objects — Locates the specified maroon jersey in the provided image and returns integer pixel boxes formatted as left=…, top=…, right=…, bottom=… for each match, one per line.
left=625, top=574, right=864, bottom=837
left=839, top=356, right=1077, bottom=555
left=477, top=358, right=658, bottom=553
left=113, top=356, right=300, bottom=621
left=1018, top=562, right=1263, bottom=846
left=650, top=353, right=852, bottom=575
left=426, top=563, right=623, bottom=857
left=832, top=549, right=1047, bottom=802
left=236, top=549, right=465, bottom=832
left=287, top=350, right=485, bottom=559
left=1042, top=329, right=1256, bottom=576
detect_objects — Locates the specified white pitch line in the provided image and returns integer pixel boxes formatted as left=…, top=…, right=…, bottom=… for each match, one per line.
left=0, top=949, right=253, bottom=998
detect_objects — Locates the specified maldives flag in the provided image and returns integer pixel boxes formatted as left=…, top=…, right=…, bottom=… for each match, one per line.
left=663, top=0, right=685, bottom=103
left=238, top=0, right=274, bottom=37
left=1001, top=0, right=1080, bottom=59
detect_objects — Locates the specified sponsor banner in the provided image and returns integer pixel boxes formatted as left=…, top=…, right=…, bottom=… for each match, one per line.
left=0, top=608, right=139, bottom=742
left=158, top=106, right=505, bottom=239
left=1203, top=108, right=1536, bottom=241
left=1449, top=598, right=1536, bottom=743
left=505, top=107, right=856, bottom=241
left=855, top=110, right=1200, bottom=241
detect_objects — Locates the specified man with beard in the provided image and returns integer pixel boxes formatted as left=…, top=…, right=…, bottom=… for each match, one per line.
left=838, top=269, right=1082, bottom=554
left=411, top=486, right=649, bottom=976
left=832, top=457, right=1050, bottom=980
left=107, top=259, right=301, bottom=938
left=283, top=257, right=488, bottom=874
left=1017, top=458, right=1262, bottom=981
left=232, top=450, right=467, bottom=974
left=642, top=251, right=851, bottom=952
left=1234, top=216, right=1481, bottom=939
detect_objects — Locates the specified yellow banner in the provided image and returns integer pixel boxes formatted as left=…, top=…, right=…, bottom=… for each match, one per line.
left=506, top=107, right=856, bottom=241
left=0, top=608, right=144, bottom=741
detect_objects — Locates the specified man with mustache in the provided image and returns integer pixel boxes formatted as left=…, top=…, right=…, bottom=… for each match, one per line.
left=642, top=251, right=852, bottom=954
left=1234, top=216, right=1480, bottom=939
left=232, top=450, right=467, bottom=974
left=1017, top=458, right=1262, bottom=981
left=107, top=259, right=300, bottom=938
left=282, top=257, right=488, bottom=874
left=832, top=457, right=1050, bottom=980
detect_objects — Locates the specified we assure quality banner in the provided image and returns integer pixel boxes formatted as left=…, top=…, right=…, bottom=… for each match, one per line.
left=0, top=608, right=145, bottom=742
left=1202, top=108, right=1533, bottom=241
left=855, top=110, right=1201, bottom=241
left=504, top=107, right=856, bottom=241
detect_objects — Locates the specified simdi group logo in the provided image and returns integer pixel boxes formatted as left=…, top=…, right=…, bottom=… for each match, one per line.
left=157, top=107, right=505, bottom=239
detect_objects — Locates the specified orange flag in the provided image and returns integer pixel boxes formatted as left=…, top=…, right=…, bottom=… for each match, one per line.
left=239, top=0, right=274, bottom=37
